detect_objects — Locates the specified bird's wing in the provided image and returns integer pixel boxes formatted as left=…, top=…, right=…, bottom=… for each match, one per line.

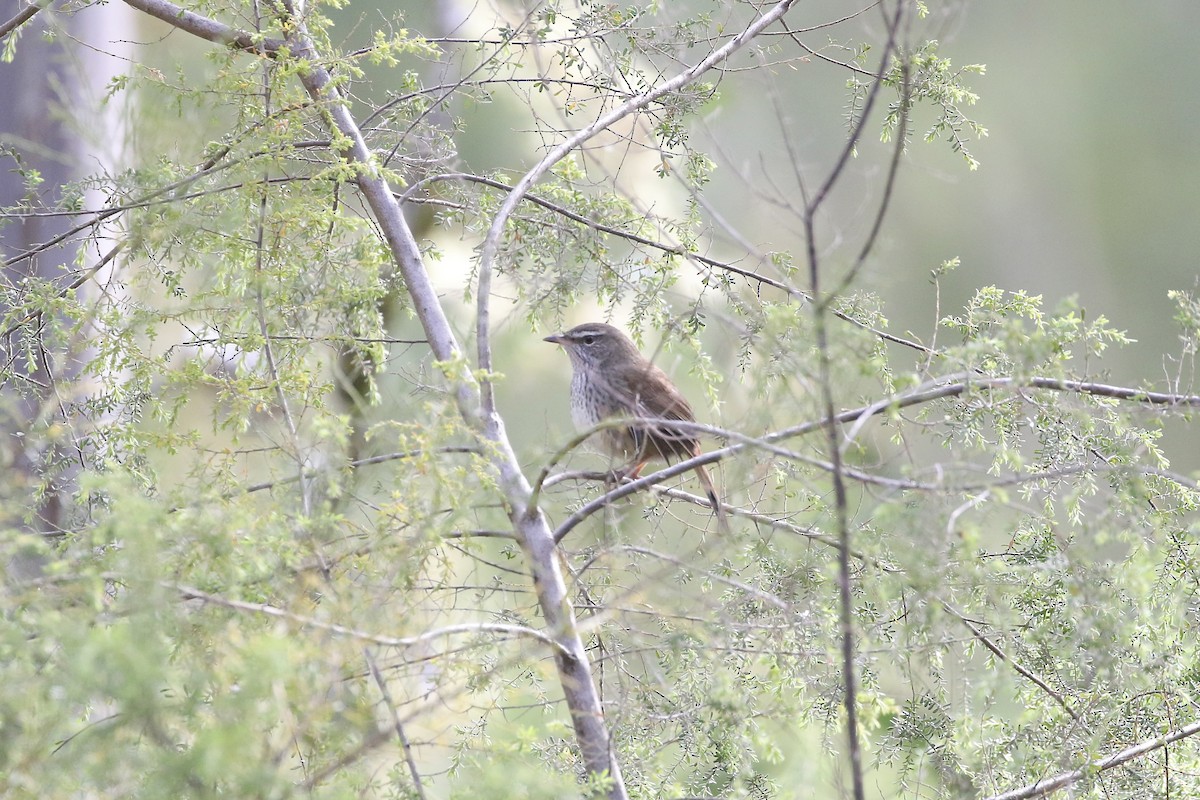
left=618, top=365, right=699, bottom=459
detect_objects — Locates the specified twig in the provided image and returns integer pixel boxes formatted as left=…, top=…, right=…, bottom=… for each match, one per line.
left=622, top=545, right=791, bottom=610
left=983, top=719, right=1200, bottom=800
left=399, top=172, right=795, bottom=297
left=175, top=583, right=570, bottom=655
left=0, top=119, right=304, bottom=270
left=0, top=0, right=51, bottom=41
left=553, top=372, right=1200, bottom=543
left=804, top=6, right=905, bottom=797
left=222, top=447, right=478, bottom=497
left=400, top=171, right=936, bottom=360
left=2, top=240, right=125, bottom=339
left=364, top=649, right=427, bottom=800
left=939, top=600, right=1080, bottom=722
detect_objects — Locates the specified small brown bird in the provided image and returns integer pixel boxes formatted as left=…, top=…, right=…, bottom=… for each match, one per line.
left=544, top=322, right=728, bottom=532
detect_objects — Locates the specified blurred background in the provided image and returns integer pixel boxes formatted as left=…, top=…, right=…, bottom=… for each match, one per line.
left=881, top=2, right=1200, bottom=380
left=678, top=0, right=1200, bottom=384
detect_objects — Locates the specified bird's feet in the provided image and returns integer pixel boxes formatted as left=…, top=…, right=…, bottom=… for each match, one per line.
left=604, top=461, right=646, bottom=488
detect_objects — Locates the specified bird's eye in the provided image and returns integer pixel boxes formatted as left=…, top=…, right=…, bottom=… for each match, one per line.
left=582, top=335, right=596, bottom=345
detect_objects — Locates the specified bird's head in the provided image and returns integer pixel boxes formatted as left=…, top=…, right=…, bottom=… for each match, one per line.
left=543, top=322, right=640, bottom=371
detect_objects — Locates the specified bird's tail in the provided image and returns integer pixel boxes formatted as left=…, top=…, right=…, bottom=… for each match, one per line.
left=694, top=463, right=730, bottom=535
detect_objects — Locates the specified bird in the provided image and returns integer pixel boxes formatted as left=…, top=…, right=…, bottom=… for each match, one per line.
left=544, top=322, right=729, bottom=533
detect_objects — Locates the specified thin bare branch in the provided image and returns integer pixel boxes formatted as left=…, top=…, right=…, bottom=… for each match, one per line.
left=831, top=52, right=911, bottom=296
left=0, top=0, right=51, bottom=41
left=804, top=1, right=900, bottom=229
left=983, top=719, right=1200, bottom=800
left=622, top=546, right=790, bottom=611
left=399, top=172, right=790, bottom=295
left=1, top=117, right=301, bottom=270
left=175, top=583, right=570, bottom=655
left=127, top=0, right=283, bottom=54
left=222, top=447, right=478, bottom=498
left=1, top=239, right=124, bottom=339
left=940, top=600, right=1080, bottom=722
left=364, top=649, right=428, bottom=800
left=553, top=372, right=1200, bottom=541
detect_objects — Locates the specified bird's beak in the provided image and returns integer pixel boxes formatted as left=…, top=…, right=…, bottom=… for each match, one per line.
left=543, top=332, right=565, bottom=344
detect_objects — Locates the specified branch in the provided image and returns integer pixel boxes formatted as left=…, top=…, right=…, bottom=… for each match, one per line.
left=1, top=114, right=307, bottom=270
left=984, top=719, right=1200, bottom=800
left=121, top=0, right=284, bottom=54
left=649, top=484, right=896, bottom=568
left=401, top=171, right=937, bottom=361
left=553, top=373, right=1200, bottom=543
left=364, top=649, right=427, bottom=800
left=622, top=546, right=790, bottom=611
left=830, top=44, right=910, bottom=297
left=940, top=600, right=1080, bottom=722
left=0, top=0, right=51, bottom=41
left=1, top=239, right=124, bottom=339
left=175, top=583, right=569, bottom=655
left=204, top=447, right=478, bottom=500
left=399, top=172, right=794, bottom=296
left=803, top=5, right=905, bottom=797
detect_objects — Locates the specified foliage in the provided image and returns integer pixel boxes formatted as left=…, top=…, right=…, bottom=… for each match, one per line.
left=1, top=1, right=1198, bottom=799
